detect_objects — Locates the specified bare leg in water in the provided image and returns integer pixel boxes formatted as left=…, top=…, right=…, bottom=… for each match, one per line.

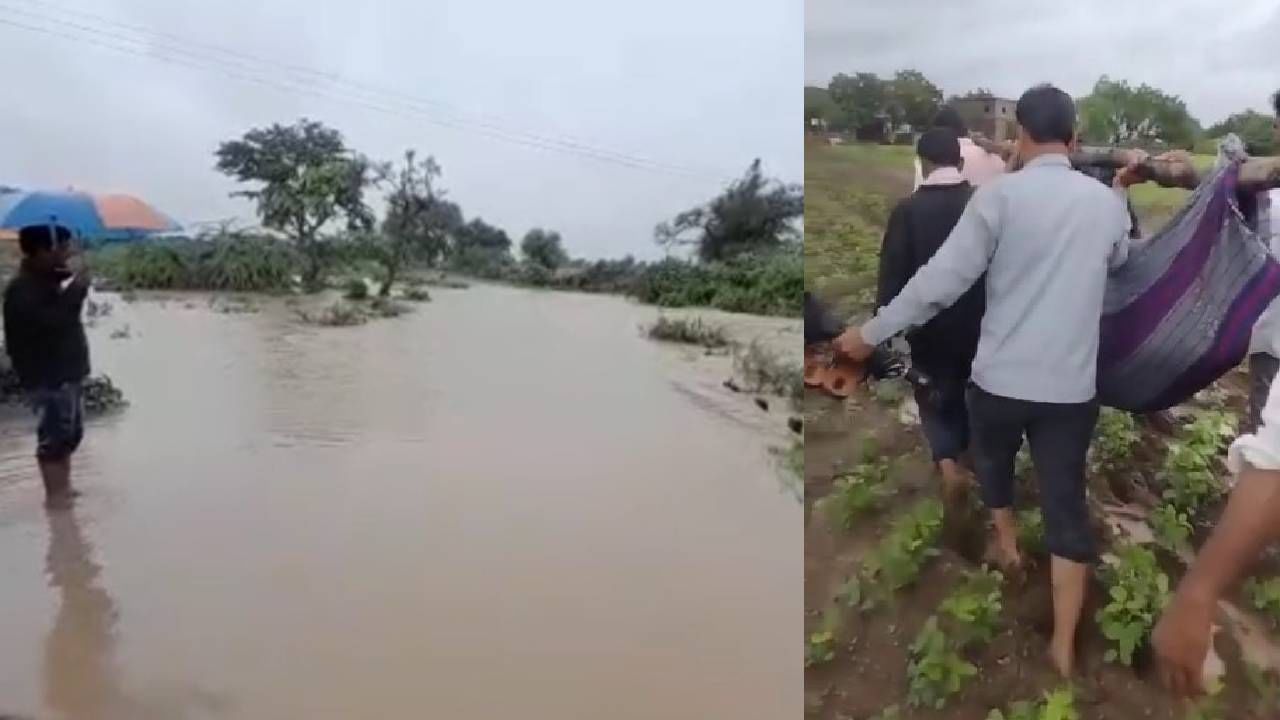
left=39, top=457, right=77, bottom=508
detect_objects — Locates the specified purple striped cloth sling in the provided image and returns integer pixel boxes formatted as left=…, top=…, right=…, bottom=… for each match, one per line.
left=1098, top=149, right=1280, bottom=412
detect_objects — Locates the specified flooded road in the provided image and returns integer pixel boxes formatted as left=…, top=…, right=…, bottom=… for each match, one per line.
left=0, top=284, right=799, bottom=719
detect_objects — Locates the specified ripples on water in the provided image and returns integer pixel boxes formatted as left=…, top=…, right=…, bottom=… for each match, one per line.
left=0, top=286, right=799, bottom=719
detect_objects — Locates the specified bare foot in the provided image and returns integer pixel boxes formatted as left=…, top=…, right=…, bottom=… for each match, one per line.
left=985, top=536, right=1024, bottom=580
left=1048, top=638, right=1074, bottom=678
left=44, top=488, right=81, bottom=510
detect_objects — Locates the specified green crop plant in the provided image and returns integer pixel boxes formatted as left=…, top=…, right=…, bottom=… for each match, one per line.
left=906, top=616, right=977, bottom=710
left=804, top=630, right=836, bottom=667
left=856, top=499, right=943, bottom=609
left=986, top=688, right=1078, bottom=720
left=1243, top=576, right=1280, bottom=625
left=1150, top=501, right=1193, bottom=554
left=940, top=566, right=1003, bottom=648
left=1162, top=409, right=1236, bottom=516
left=1017, top=508, right=1046, bottom=557
left=1245, top=663, right=1280, bottom=717
left=827, top=459, right=892, bottom=530
left=804, top=607, right=842, bottom=668
left=1096, top=544, right=1170, bottom=666
left=1091, top=408, right=1140, bottom=474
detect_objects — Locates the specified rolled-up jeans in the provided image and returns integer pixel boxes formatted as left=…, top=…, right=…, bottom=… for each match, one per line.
left=967, top=384, right=1100, bottom=564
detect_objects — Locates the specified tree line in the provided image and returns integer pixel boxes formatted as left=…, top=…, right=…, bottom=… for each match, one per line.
left=805, top=70, right=1275, bottom=155
left=203, top=118, right=802, bottom=315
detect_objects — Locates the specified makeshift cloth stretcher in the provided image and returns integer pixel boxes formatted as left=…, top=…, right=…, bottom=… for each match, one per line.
left=1098, top=150, right=1280, bottom=411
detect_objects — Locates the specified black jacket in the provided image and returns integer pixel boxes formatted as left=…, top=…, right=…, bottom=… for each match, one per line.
left=875, top=181, right=984, bottom=374
left=3, top=262, right=90, bottom=389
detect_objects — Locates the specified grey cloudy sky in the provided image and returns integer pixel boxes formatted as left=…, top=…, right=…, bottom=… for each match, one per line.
left=807, top=0, right=1280, bottom=127
left=0, top=0, right=800, bottom=260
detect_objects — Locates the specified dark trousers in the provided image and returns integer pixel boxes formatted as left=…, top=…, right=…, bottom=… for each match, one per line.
left=1248, top=353, right=1279, bottom=434
left=914, top=362, right=970, bottom=463
left=967, top=385, right=1100, bottom=564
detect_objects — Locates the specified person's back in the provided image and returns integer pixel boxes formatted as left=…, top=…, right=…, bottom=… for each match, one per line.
left=845, top=84, right=1133, bottom=681
left=969, top=155, right=1129, bottom=402
left=880, top=171, right=980, bottom=370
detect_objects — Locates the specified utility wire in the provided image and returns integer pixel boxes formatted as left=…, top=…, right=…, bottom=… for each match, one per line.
left=0, top=2, right=730, bottom=181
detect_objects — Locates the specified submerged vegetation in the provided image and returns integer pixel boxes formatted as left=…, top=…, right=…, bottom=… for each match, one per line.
left=644, top=316, right=731, bottom=348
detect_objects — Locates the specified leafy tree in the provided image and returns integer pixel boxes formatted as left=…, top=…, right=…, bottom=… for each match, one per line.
left=804, top=86, right=839, bottom=127
left=655, top=159, right=802, bottom=262
left=521, top=228, right=569, bottom=271
left=887, top=69, right=943, bottom=128
left=1077, top=76, right=1201, bottom=148
left=215, top=119, right=380, bottom=290
left=451, top=218, right=515, bottom=278
left=828, top=72, right=888, bottom=129
left=1206, top=110, right=1276, bottom=155
left=359, top=150, right=462, bottom=296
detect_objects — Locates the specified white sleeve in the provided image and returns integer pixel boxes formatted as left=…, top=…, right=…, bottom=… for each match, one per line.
left=1228, top=379, right=1280, bottom=474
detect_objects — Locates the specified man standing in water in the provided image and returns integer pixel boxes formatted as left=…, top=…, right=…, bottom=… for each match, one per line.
left=4, top=224, right=90, bottom=507
left=878, top=128, right=983, bottom=505
left=836, top=84, right=1136, bottom=677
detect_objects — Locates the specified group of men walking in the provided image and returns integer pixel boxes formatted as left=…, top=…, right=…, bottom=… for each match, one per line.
left=837, top=84, right=1280, bottom=694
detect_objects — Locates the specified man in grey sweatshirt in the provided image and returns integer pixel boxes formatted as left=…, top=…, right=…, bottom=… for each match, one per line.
left=837, top=84, right=1135, bottom=678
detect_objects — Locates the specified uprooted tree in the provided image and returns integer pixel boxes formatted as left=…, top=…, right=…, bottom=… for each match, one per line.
left=215, top=119, right=380, bottom=291
left=655, top=159, right=802, bottom=262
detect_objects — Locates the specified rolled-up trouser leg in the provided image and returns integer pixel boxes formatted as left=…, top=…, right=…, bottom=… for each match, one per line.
left=1026, top=397, right=1101, bottom=564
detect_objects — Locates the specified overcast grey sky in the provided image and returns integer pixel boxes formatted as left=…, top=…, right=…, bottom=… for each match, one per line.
left=0, top=0, right=800, bottom=260
left=807, top=0, right=1280, bottom=127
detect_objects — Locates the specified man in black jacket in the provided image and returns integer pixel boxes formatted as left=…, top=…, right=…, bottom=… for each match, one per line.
left=876, top=128, right=984, bottom=501
left=3, top=224, right=91, bottom=507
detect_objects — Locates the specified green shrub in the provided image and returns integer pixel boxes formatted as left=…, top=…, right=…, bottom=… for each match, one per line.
left=1150, top=502, right=1193, bottom=554
left=404, top=286, right=432, bottom=302
left=1096, top=545, right=1170, bottom=665
left=733, top=340, right=802, bottom=406
left=827, top=458, right=891, bottom=530
left=940, top=566, right=1003, bottom=648
left=344, top=278, right=369, bottom=300
left=91, top=235, right=298, bottom=292
left=1091, top=409, right=1140, bottom=474
left=1244, top=576, right=1280, bottom=626
left=907, top=616, right=977, bottom=710
left=645, top=316, right=731, bottom=348
left=987, top=688, right=1079, bottom=720
left=853, top=499, right=943, bottom=610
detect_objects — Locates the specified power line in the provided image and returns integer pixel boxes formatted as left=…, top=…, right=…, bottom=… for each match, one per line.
left=0, top=2, right=731, bottom=181
left=11, top=0, right=681, bottom=171
left=0, top=2, right=698, bottom=176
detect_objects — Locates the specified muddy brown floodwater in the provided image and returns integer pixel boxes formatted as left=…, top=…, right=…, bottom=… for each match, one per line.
left=0, top=284, right=800, bottom=720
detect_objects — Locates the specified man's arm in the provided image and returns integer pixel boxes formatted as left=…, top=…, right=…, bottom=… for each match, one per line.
left=875, top=203, right=914, bottom=310
left=1154, top=379, right=1280, bottom=696
left=859, top=187, right=999, bottom=346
